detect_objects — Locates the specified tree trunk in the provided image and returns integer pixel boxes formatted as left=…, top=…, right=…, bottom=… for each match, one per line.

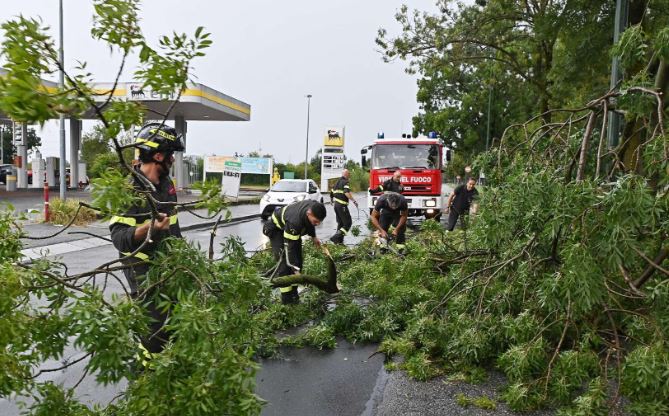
left=271, top=253, right=339, bottom=294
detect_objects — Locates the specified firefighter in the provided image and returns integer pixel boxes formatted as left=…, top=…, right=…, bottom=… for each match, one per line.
left=330, top=169, right=358, bottom=244
left=445, top=177, right=479, bottom=231
left=369, top=170, right=404, bottom=194
left=262, top=200, right=327, bottom=304
left=370, top=191, right=409, bottom=252
left=109, top=122, right=184, bottom=354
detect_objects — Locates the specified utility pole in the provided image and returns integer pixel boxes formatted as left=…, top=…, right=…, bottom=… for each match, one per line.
left=608, top=0, right=629, bottom=148
left=304, top=94, right=312, bottom=179
left=58, top=0, right=66, bottom=199
left=486, top=86, right=492, bottom=151
left=0, top=123, right=4, bottom=164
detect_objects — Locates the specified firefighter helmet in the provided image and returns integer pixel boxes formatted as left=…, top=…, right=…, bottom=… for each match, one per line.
left=135, top=123, right=184, bottom=160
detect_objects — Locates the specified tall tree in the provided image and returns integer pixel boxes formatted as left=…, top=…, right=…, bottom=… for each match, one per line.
left=1, top=126, right=41, bottom=163
left=376, top=0, right=614, bottom=156
left=80, top=123, right=112, bottom=167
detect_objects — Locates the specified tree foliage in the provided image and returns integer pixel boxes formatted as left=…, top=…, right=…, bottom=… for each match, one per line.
left=0, top=1, right=266, bottom=414
left=376, top=0, right=615, bottom=158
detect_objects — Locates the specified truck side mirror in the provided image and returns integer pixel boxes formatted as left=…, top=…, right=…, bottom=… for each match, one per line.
left=361, top=155, right=367, bottom=169
left=445, top=149, right=452, bottom=162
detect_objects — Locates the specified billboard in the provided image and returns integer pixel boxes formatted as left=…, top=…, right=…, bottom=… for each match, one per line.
left=324, top=126, right=345, bottom=147
left=239, top=157, right=272, bottom=175
left=204, top=156, right=236, bottom=173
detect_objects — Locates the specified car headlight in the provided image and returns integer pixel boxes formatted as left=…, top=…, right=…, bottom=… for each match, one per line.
left=294, top=194, right=306, bottom=202
left=424, top=199, right=437, bottom=207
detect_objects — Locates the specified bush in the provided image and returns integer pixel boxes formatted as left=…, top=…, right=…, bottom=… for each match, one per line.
left=47, top=198, right=98, bottom=225
left=348, top=167, right=369, bottom=192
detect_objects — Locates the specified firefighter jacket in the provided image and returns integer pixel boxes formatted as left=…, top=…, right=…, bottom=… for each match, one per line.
left=269, top=200, right=318, bottom=270
left=371, top=178, right=404, bottom=194
left=109, top=168, right=182, bottom=291
left=331, top=176, right=351, bottom=205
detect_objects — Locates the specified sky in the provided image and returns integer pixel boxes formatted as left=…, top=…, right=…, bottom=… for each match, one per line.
left=0, top=0, right=438, bottom=164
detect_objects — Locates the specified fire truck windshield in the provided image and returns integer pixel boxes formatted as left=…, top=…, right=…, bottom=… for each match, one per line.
left=372, top=144, right=440, bottom=169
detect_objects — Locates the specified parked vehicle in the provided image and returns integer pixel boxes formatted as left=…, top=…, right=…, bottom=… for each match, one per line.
left=0, top=164, right=14, bottom=184
left=259, top=179, right=323, bottom=219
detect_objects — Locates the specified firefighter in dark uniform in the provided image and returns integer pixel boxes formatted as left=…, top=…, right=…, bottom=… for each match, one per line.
left=369, top=170, right=404, bottom=194
left=370, top=192, right=409, bottom=252
left=445, top=177, right=479, bottom=231
left=330, top=169, right=358, bottom=244
left=109, top=123, right=184, bottom=354
left=262, top=200, right=327, bottom=304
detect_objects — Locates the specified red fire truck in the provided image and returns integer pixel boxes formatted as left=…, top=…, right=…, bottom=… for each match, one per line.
left=361, top=132, right=447, bottom=219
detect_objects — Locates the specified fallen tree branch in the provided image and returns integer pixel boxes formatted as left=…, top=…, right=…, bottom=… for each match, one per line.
left=271, top=247, right=339, bottom=294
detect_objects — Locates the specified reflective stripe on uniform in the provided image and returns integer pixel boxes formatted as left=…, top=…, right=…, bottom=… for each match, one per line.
left=283, top=231, right=300, bottom=240
left=122, top=251, right=150, bottom=260
left=110, top=216, right=137, bottom=227
left=169, top=215, right=178, bottom=225
left=395, top=244, right=406, bottom=249
left=272, top=212, right=282, bottom=228
left=135, top=138, right=160, bottom=148
left=334, top=197, right=348, bottom=205
left=340, top=227, right=349, bottom=235
left=279, top=286, right=296, bottom=293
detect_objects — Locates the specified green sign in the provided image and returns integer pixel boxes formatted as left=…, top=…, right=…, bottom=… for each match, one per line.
left=283, top=171, right=295, bottom=179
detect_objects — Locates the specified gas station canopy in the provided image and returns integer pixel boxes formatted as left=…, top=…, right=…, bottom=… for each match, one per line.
left=87, top=81, right=251, bottom=121
left=0, top=70, right=250, bottom=122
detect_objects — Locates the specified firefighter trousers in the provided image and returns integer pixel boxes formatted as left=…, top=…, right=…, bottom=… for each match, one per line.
left=123, top=267, right=171, bottom=354
left=262, top=219, right=301, bottom=294
left=333, top=202, right=352, bottom=236
left=379, top=210, right=405, bottom=245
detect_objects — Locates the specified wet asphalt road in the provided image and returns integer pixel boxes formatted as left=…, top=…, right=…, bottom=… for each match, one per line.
left=0, top=198, right=382, bottom=416
left=4, top=189, right=497, bottom=416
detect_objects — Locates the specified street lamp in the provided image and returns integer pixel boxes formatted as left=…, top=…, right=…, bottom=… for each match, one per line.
left=58, top=0, right=66, bottom=199
left=304, top=94, right=312, bottom=179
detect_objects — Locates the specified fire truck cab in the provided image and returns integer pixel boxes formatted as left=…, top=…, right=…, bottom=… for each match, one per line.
left=362, top=132, right=445, bottom=219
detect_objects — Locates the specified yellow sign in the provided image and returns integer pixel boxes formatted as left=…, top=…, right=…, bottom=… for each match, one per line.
left=324, top=127, right=344, bottom=147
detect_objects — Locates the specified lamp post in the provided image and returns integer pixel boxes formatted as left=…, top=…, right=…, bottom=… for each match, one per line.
left=304, top=94, right=312, bottom=179
left=0, top=123, right=4, bottom=164
left=58, top=0, right=66, bottom=199
left=608, top=0, right=629, bottom=148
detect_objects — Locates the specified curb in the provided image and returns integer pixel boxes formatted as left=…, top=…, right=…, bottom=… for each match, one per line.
left=180, top=214, right=261, bottom=232
left=23, top=213, right=263, bottom=255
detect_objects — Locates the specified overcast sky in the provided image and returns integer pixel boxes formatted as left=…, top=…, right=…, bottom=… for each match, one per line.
left=0, top=0, right=438, bottom=164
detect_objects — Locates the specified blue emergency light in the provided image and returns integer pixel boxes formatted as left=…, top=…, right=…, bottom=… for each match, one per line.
left=428, top=131, right=437, bottom=139
left=377, top=132, right=385, bottom=139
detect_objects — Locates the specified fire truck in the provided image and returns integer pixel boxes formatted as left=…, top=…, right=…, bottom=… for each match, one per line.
left=361, top=132, right=447, bottom=219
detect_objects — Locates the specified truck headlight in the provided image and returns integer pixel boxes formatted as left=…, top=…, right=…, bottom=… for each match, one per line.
left=424, top=199, right=437, bottom=207
left=294, top=194, right=306, bottom=202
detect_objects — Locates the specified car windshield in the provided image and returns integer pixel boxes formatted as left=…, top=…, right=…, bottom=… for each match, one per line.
left=372, top=144, right=440, bottom=169
left=271, top=181, right=306, bottom=192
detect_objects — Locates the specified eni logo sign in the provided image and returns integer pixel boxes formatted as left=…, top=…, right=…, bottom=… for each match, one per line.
left=127, top=84, right=176, bottom=101
left=323, top=127, right=344, bottom=147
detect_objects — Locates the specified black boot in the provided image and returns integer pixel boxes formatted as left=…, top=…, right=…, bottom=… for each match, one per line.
left=330, top=232, right=344, bottom=245
left=281, top=287, right=300, bottom=305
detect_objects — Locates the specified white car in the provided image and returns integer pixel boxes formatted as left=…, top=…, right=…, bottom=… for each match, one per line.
left=259, top=179, right=323, bottom=219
